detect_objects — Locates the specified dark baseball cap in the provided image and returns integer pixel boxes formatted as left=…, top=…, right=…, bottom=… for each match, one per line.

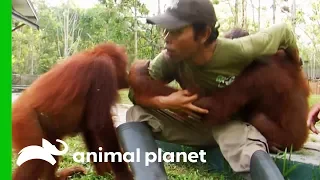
left=146, top=0, right=217, bottom=30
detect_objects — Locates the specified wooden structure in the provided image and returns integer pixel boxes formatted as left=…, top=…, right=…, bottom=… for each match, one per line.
left=12, top=0, right=39, bottom=31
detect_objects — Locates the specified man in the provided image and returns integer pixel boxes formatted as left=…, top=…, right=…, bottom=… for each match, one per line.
left=308, top=102, right=320, bottom=134
left=116, top=0, right=300, bottom=179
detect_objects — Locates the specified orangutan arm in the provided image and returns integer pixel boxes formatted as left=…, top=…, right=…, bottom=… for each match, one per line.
left=128, top=60, right=209, bottom=115
left=192, top=64, right=263, bottom=125
left=128, top=60, right=178, bottom=108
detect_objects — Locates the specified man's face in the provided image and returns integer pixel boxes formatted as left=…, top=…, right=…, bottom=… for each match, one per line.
left=163, top=25, right=200, bottom=62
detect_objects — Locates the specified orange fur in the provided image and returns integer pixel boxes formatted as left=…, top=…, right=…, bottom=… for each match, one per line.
left=12, top=42, right=133, bottom=180
left=128, top=33, right=310, bottom=151
left=192, top=50, right=310, bottom=151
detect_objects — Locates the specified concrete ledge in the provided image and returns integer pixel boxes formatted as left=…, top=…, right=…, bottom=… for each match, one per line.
left=114, top=104, right=320, bottom=179
left=155, top=141, right=320, bottom=180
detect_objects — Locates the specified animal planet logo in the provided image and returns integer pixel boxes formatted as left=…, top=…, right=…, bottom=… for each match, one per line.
left=16, top=139, right=69, bottom=166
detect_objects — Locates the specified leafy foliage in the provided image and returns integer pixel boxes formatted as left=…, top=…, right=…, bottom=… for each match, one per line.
left=12, top=0, right=320, bottom=79
left=12, top=0, right=162, bottom=75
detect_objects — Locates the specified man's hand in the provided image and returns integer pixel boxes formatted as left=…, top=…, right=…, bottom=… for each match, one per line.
left=159, top=90, right=209, bottom=115
left=307, top=103, right=320, bottom=134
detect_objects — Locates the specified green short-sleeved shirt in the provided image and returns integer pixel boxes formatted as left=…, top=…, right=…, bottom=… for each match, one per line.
left=128, top=23, right=298, bottom=102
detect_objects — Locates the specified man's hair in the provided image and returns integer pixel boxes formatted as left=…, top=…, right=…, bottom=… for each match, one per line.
left=192, top=23, right=219, bottom=45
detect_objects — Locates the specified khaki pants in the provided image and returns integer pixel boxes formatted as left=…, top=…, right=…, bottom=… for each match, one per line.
left=126, top=105, right=269, bottom=173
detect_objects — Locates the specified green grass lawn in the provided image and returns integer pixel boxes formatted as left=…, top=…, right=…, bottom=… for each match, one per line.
left=11, top=90, right=320, bottom=179
left=11, top=135, right=243, bottom=180
left=118, top=89, right=133, bottom=104
left=50, top=136, right=244, bottom=180
left=309, top=94, right=320, bottom=106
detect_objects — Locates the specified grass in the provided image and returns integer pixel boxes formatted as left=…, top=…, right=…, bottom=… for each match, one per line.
left=11, top=135, right=244, bottom=179
left=11, top=90, right=320, bottom=179
left=309, top=94, right=320, bottom=106
left=118, top=89, right=133, bottom=104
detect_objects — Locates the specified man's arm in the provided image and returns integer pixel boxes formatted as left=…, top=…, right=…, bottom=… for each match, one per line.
left=307, top=102, right=320, bottom=134
left=127, top=52, right=177, bottom=108
left=128, top=88, right=169, bottom=109
left=237, top=23, right=299, bottom=64
left=128, top=88, right=168, bottom=109
left=127, top=54, right=209, bottom=114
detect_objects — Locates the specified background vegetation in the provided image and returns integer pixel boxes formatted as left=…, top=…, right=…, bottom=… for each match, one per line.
left=11, top=0, right=320, bottom=179
left=12, top=0, right=320, bottom=79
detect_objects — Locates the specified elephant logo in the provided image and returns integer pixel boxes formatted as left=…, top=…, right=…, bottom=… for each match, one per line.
left=16, top=138, right=69, bottom=166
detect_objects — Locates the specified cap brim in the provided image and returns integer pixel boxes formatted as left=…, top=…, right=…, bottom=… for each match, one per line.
left=146, top=12, right=190, bottom=30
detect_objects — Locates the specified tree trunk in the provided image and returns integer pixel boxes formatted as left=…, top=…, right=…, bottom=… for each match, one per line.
left=157, top=0, right=162, bottom=48
left=56, top=28, right=61, bottom=57
left=241, top=0, right=247, bottom=28
left=235, top=0, right=239, bottom=27
left=291, top=0, right=296, bottom=33
left=273, top=0, right=276, bottom=24
left=63, top=0, right=70, bottom=58
left=250, top=0, right=255, bottom=25
left=31, top=29, right=34, bottom=75
left=258, top=0, right=261, bottom=30
left=134, top=0, right=138, bottom=60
